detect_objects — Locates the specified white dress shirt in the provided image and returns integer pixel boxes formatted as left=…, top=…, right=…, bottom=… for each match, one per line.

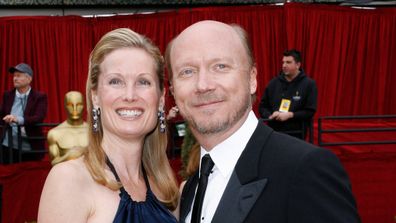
left=15, top=87, right=31, bottom=125
left=185, top=111, right=258, bottom=223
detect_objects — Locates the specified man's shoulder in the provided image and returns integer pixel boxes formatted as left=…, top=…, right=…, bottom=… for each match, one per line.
left=304, top=75, right=316, bottom=84
left=272, top=130, right=317, bottom=147
left=28, top=90, right=48, bottom=103
left=264, top=76, right=282, bottom=90
left=270, top=75, right=282, bottom=83
left=298, top=71, right=316, bottom=84
left=259, top=130, right=325, bottom=162
left=236, top=125, right=331, bottom=181
left=30, top=89, right=47, bottom=97
left=3, top=89, right=15, bottom=96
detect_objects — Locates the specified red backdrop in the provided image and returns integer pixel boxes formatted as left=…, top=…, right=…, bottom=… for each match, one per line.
left=0, top=3, right=395, bottom=123
left=0, top=4, right=396, bottom=222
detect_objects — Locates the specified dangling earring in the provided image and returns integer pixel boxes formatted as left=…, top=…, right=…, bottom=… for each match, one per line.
left=158, top=109, right=166, bottom=133
left=92, top=107, right=101, bottom=133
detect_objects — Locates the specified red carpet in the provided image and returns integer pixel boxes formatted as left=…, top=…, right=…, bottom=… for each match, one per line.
left=339, top=152, right=396, bottom=223
left=1, top=152, right=395, bottom=223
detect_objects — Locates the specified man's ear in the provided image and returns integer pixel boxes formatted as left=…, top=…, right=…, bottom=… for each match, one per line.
left=249, top=67, right=257, bottom=95
left=27, top=75, right=33, bottom=84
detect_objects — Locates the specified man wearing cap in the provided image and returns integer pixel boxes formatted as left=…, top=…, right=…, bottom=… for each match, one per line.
left=0, top=63, right=48, bottom=164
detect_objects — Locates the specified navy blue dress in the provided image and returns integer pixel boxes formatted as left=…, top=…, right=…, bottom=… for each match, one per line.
left=106, top=158, right=178, bottom=223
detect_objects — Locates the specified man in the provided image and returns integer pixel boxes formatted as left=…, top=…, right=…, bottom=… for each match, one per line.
left=0, top=63, right=48, bottom=163
left=47, top=91, right=88, bottom=165
left=259, top=49, right=317, bottom=139
left=166, top=21, right=360, bottom=223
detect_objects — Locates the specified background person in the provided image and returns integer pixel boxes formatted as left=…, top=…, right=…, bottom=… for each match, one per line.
left=167, top=105, right=179, bottom=121
left=0, top=62, right=48, bottom=164
left=38, top=28, right=179, bottom=222
left=166, top=105, right=197, bottom=179
left=259, top=49, right=317, bottom=139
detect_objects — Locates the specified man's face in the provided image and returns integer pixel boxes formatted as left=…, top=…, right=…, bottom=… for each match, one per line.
left=65, top=92, right=84, bottom=120
left=282, top=56, right=300, bottom=77
left=169, top=21, right=257, bottom=137
left=13, top=71, right=31, bottom=89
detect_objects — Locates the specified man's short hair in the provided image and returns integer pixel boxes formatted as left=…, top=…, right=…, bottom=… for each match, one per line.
left=283, top=49, right=302, bottom=63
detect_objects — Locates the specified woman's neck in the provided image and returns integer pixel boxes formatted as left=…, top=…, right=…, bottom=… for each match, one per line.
left=101, top=135, right=144, bottom=179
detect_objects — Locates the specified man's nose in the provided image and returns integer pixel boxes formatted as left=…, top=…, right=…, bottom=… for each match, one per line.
left=195, top=70, right=215, bottom=93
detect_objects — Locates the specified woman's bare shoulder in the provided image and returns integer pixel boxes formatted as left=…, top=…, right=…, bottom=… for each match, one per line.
left=49, top=157, right=89, bottom=182
left=38, top=157, right=93, bottom=222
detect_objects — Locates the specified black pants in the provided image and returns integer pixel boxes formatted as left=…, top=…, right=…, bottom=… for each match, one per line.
left=0, top=146, right=20, bottom=164
left=0, top=146, right=42, bottom=164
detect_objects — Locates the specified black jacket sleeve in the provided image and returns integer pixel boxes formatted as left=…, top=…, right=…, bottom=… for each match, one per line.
left=288, top=148, right=361, bottom=223
left=259, top=87, right=273, bottom=119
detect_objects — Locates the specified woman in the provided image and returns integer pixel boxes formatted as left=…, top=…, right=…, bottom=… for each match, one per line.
left=38, top=28, right=179, bottom=222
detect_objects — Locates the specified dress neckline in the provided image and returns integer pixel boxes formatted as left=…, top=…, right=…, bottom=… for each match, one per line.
left=105, top=156, right=152, bottom=201
left=105, top=156, right=178, bottom=223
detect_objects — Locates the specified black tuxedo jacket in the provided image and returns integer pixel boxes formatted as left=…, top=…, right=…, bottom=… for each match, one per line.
left=180, top=121, right=360, bottom=223
left=0, top=88, right=48, bottom=151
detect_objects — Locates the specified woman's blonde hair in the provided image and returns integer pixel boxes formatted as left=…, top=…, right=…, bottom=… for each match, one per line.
left=84, top=28, right=178, bottom=210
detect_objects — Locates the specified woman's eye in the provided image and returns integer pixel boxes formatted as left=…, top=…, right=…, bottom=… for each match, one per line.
left=109, top=78, right=122, bottom=85
left=138, top=79, right=151, bottom=86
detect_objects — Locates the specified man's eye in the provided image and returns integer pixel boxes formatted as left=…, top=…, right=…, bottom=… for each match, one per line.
left=217, top=64, right=226, bottom=69
left=179, top=68, right=195, bottom=77
left=213, top=64, right=229, bottom=72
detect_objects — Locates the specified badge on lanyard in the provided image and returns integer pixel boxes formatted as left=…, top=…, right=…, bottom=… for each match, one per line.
left=279, top=99, right=291, bottom=112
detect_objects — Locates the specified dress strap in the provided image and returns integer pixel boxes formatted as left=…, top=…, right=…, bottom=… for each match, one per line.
left=105, top=156, right=152, bottom=192
left=141, top=165, right=152, bottom=191
left=105, top=156, right=121, bottom=182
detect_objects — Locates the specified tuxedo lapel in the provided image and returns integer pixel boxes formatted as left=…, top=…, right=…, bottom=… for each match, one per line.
left=212, top=121, right=273, bottom=223
left=180, top=172, right=199, bottom=223
left=211, top=171, right=268, bottom=223
left=180, top=121, right=274, bottom=223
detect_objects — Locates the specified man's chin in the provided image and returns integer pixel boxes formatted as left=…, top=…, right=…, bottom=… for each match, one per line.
left=191, top=118, right=228, bottom=135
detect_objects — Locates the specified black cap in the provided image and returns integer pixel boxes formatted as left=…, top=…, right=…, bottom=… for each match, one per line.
left=9, top=63, right=33, bottom=77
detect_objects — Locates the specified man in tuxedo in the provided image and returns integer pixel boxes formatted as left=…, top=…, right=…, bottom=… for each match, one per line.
left=166, top=20, right=360, bottom=223
left=0, top=63, right=48, bottom=163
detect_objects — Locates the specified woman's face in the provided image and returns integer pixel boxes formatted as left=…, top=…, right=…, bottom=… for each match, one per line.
left=92, top=47, right=163, bottom=140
